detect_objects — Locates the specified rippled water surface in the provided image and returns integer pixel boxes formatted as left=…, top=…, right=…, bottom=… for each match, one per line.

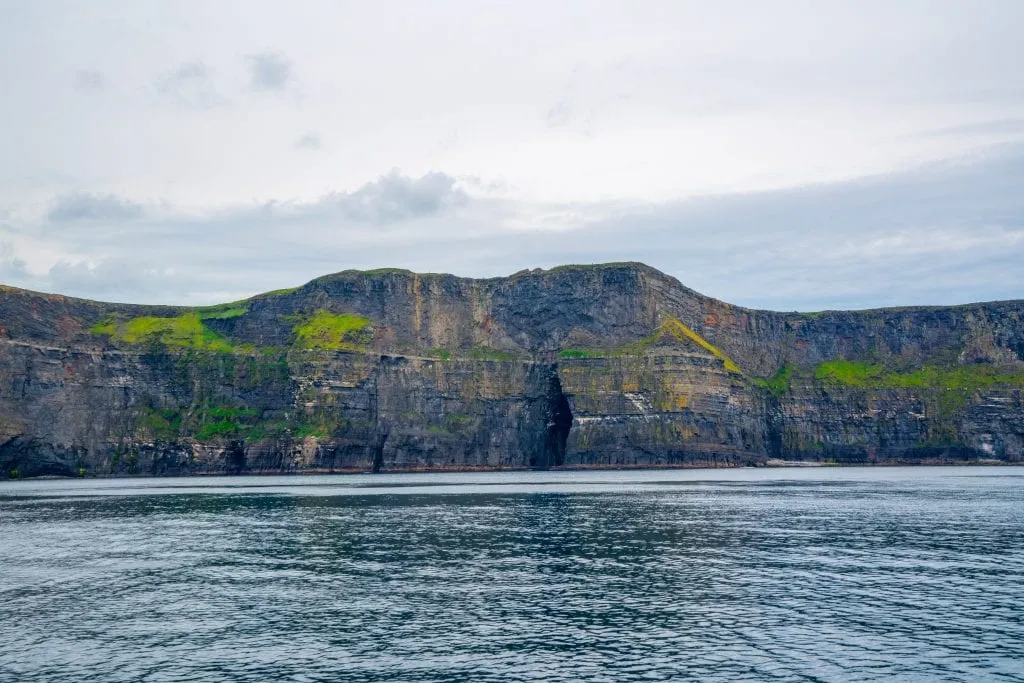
left=1, top=467, right=1023, bottom=682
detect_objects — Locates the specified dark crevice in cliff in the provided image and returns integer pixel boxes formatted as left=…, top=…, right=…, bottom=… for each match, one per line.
left=762, top=394, right=784, bottom=460
left=542, top=371, right=573, bottom=468
left=227, top=441, right=246, bottom=474
left=371, top=428, right=388, bottom=473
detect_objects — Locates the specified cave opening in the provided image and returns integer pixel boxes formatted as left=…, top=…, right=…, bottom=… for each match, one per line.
left=544, top=374, right=573, bottom=468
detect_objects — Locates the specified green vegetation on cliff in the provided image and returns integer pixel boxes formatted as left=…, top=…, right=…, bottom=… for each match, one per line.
left=140, top=407, right=182, bottom=440
left=814, top=360, right=1024, bottom=390
left=815, top=360, right=1024, bottom=419
left=137, top=402, right=347, bottom=443
left=293, top=310, right=371, bottom=350
left=560, top=318, right=743, bottom=374
left=558, top=349, right=598, bottom=359
left=659, top=319, right=742, bottom=374
left=6, top=261, right=1024, bottom=477
left=755, top=363, right=794, bottom=397
left=92, top=313, right=250, bottom=352
left=196, top=303, right=248, bottom=320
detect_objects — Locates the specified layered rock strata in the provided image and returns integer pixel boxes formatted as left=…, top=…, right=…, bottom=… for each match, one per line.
left=1, top=263, right=1022, bottom=477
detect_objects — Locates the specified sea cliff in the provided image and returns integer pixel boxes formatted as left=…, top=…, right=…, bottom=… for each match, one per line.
left=2, top=263, right=1022, bottom=477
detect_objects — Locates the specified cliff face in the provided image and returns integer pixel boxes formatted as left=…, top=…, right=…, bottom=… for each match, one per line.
left=2, top=263, right=1022, bottom=478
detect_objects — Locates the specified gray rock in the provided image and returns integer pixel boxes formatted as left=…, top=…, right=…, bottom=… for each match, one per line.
left=1, top=263, right=1022, bottom=477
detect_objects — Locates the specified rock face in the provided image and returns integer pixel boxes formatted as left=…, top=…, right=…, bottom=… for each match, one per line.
left=1, top=263, right=1022, bottom=478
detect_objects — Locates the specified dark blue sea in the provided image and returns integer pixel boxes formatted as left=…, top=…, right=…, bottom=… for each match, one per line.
left=1, top=467, right=1022, bottom=682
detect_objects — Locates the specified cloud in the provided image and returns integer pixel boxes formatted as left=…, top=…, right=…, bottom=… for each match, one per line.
left=246, top=51, right=292, bottom=91
left=0, top=241, right=30, bottom=282
left=543, top=144, right=1024, bottom=310
left=47, top=193, right=144, bottom=222
left=3, top=147, right=1022, bottom=309
left=325, top=170, right=467, bottom=224
left=918, top=118, right=1024, bottom=139
left=234, top=170, right=470, bottom=226
left=156, top=61, right=224, bottom=108
left=73, top=70, right=104, bottom=92
left=295, top=132, right=322, bottom=150
left=44, top=258, right=187, bottom=303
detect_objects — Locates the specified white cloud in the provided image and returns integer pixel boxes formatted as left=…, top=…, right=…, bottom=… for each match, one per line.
left=0, top=2, right=1023, bottom=307
left=155, top=61, right=225, bottom=109
left=0, top=146, right=1019, bottom=309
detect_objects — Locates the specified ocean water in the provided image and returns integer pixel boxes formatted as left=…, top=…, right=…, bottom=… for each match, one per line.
left=1, top=467, right=1022, bottom=682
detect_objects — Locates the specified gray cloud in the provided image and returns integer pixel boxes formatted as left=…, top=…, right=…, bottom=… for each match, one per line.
left=528, top=144, right=1024, bottom=310
left=237, top=170, right=468, bottom=226
left=295, top=132, right=322, bottom=150
left=47, top=193, right=144, bottom=222
left=328, top=170, right=467, bottom=224
left=156, top=61, right=224, bottom=108
left=44, top=258, right=188, bottom=303
left=73, top=69, right=104, bottom=92
left=0, top=241, right=29, bottom=282
left=4, top=148, right=1022, bottom=310
left=246, top=51, right=292, bottom=91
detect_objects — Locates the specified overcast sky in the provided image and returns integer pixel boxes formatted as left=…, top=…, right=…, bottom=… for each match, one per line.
left=1, top=1, right=1023, bottom=310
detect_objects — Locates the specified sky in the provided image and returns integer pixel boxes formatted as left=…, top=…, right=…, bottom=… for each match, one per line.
left=1, top=0, right=1023, bottom=311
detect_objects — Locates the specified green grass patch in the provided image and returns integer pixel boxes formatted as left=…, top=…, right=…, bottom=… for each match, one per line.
left=427, top=348, right=451, bottom=360
left=195, top=420, right=239, bottom=441
left=90, top=316, right=118, bottom=336
left=136, top=399, right=351, bottom=444
left=190, top=404, right=263, bottom=441
left=755, top=363, right=794, bottom=397
left=559, top=349, right=599, bottom=359
left=140, top=407, right=182, bottom=440
left=93, top=313, right=248, bottom=352
left=815, top=360, right=1024, bottom=416
left=293, top=423, right=329, bottom=439
left=197, top=305, right=248, bottom=320
left=122, top=314, right=235, bottom=352
left=293, top=310, right=372, bottom=350
left=207, top=407, right=259, bottom=420
left=815, top=360, right=885, bottom=386
left=816, top=360, right=1024, bottom=390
